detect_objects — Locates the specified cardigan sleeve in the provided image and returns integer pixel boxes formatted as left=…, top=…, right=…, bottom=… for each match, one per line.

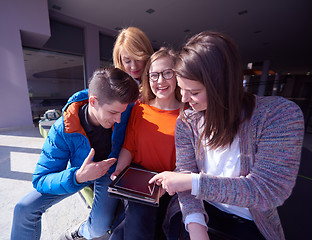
left=175, top=116, right=208, bottom=223
left=196, top=97, right=305, bottom=211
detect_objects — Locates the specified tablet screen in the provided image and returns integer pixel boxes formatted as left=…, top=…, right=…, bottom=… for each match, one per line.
left=115, top=167, right=156, bottom=196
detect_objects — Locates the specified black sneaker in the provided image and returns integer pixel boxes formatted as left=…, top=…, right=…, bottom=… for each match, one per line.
left=59, top=223, right=86, bottom=240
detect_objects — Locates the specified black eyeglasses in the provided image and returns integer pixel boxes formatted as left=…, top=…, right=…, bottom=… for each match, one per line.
left=147, top=69, right=175, bottom=82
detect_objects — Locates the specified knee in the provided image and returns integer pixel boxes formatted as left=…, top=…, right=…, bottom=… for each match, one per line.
left=13, top=198, right=41, bottom=221
left=125, top=202, right=157, bottom=228
left=14, top=200, right=31, bottom=219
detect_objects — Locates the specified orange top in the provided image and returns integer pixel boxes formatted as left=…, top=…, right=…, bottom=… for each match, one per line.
left=123, top=103, right=180, bottom=172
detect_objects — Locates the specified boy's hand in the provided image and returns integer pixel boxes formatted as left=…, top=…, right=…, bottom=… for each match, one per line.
left=75, top=148, right=116, bottom=184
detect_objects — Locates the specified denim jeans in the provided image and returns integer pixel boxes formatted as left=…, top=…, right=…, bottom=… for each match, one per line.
left=109, top=200, right=158, bottom=240
left=109, top=193, right=172, bottom=240
left=11, top=174, right=119, bottom=240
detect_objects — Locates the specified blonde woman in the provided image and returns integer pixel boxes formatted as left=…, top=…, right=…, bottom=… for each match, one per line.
left=113, top=26, right=154, bottom=84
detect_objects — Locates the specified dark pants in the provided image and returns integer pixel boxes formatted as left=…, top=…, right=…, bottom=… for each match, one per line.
left=203, top=202, right=266, bottom=240
left=110, top=194, right=172, bottom=240
left=165, top=200, right=266, bottom=240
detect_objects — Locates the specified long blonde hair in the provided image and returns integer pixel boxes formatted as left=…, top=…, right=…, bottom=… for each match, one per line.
left=113, top=27, right=154, bottom=72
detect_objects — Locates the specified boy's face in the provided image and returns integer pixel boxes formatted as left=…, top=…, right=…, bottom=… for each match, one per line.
left=89, top=98, right=128, bottom=129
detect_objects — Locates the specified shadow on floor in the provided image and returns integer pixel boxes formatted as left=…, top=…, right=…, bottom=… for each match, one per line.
left=0, top=145, right=41, bottom=181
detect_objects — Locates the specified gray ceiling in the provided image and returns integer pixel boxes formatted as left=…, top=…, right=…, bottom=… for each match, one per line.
left=48, top=0, right=312, bottom=75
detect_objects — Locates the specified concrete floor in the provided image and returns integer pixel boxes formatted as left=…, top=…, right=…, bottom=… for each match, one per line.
left=1, top=125, right=311, bottom=240
left=0, top=125, right=90, bottom=240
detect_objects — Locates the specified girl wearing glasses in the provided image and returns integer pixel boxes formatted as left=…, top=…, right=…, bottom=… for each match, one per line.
left=150, top=31, right=304, bottom=240
left=110, top=47, right=181, bottom=240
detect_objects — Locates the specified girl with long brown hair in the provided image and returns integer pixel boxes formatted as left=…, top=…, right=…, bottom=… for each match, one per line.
left=150, top=31, right=304, bottom=240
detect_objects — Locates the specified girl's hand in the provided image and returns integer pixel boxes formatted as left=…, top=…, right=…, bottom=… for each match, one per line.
left=149, top=171, right=192, bottom=195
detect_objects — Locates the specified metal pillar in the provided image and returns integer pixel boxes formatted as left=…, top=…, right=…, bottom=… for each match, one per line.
left=257, top=60, right=270, bottom=96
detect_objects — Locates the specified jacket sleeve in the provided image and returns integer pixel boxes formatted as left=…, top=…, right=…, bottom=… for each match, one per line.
left=107, top=103, right=134, bottom=173
left=175, top=117, right=208, bottom=223
left=32, top=118, right=88, bottom=195
left=196, top=97, right=305, bottom=211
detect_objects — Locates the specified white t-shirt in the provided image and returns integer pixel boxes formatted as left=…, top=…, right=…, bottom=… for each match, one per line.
left=185, top=123, right=253, bottom=230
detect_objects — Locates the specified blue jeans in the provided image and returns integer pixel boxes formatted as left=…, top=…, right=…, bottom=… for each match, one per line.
left=109, top=200, right=158, bottom=240
left=109, top=193, right=172, bottom=240
left=11, top=174, right=119, bottom=240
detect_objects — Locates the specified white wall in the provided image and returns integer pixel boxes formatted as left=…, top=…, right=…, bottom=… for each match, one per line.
left=0, top=0, right=50, bottom=128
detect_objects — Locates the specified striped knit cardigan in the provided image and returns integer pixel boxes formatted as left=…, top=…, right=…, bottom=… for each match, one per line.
left=175, top=96, right=304, bottom=239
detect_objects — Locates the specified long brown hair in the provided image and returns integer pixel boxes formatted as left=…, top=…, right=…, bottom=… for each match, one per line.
left=175, top=31, right=255, bottom=149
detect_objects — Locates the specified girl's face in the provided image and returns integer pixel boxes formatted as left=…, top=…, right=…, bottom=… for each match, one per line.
left=177, top=76, right=207, bottom=112
left=148, top=57, right=177, bottom=101
left=120, top=48, right=146, bottom=80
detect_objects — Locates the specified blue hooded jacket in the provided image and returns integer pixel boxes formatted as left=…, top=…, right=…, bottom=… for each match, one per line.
left=32, top=89, right=133, bottom=195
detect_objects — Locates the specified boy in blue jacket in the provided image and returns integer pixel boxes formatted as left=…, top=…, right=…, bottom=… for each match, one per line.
left=11, top=67, right=139, bottom=240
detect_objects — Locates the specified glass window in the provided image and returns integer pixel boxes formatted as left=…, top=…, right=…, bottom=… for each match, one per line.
left=44, top=19, right=84, bottom=54
left=99, top=33, right=114, bottom=68
left=23, top=48, right=85, bottom=121
left=99, top=33, right=115, bottom=61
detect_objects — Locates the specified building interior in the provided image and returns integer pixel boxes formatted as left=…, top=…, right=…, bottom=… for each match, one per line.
left=0, top=0, right=311, bottom=239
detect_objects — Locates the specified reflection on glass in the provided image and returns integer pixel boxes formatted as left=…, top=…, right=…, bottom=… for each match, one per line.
left=100, top=60, right=113, bottom=68
left=23, top=48, right=85, bottom=121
